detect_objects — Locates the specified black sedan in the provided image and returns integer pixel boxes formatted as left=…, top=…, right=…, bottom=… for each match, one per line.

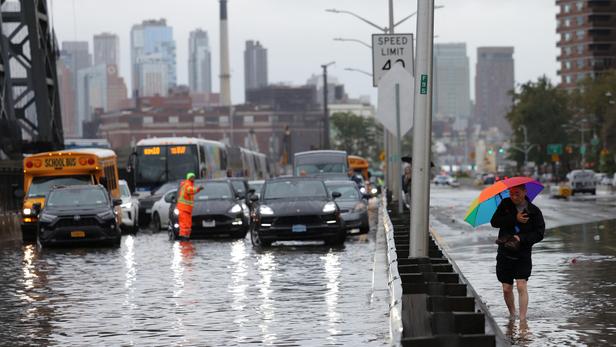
left=250, top=177, right=346, bottom=248
left=168, top=179, right=250, bottom=239
left=36, top=185, right=122, bottom=247
left=324, top=180, right=370, bottom=234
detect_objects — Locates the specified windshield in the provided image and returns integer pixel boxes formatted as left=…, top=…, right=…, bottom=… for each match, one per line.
left=136, top=145, right=199, bottom=186
left=249, top=181, right=264, bottom=191
left=27, top=175, right=91, bottom=198
left=152, top=182, right=180, bottom=196
left=231, top=180, right=245, bottom=193
left=195, top=182, right=233, bottom=200
left=47, top=189, right=108, bottom=207
left=295, top=163, right=347, bottom=176
left=264, top=180, right=327, bottom=199
left=120, top=184, right=131, bottom=198
left=325, top=183, right=360, bottom=200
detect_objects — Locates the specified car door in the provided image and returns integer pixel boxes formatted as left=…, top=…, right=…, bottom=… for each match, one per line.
left=159, top=189, right=177, bottom=226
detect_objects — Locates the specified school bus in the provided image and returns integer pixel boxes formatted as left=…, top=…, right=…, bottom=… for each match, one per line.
left=20, top=149, right=120, bottom=241
left=348, top=155, right=370, bottom=181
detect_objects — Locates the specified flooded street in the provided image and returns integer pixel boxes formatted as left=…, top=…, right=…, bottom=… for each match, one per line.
left=0, top=231, right=388, bottom=346
left=430, top=186, right=616, bottom=346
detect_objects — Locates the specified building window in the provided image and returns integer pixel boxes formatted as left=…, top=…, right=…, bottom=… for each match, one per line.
left=195, top=116, right=205, bottom=124
left=565, top=75, right=573, bottom=84
left=576, top=30, right=585, bottom=40
left=564, top=46, right=572, bottom=56
left=576, top=16, right=584, bottom=26
left=143, top=116, right=153, bottom=124
left=577, top=73, right=586, bottom=81
left=244, top=115, right=254, bottom=125
left=577, top=58, right=585, bottom=68
left=577, top=44, right=584, bottom=54
left=169, top=116, right=179, bottom=124
left=563, top=32, right=572, bottom=41
left=220, top=116, right=229, bottom=125
left=565, top=61, right=572, bottom=70
left=564, top=18, right=571, bottom=27
left=563, top=4, right=571, bottom=13
left=576, top=1, right=583, bottom=11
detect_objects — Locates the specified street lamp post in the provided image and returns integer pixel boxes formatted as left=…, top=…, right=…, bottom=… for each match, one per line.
left=333, top=37, right=371, bottom=49
left=321, top=61, right=335, bottom=149
left=509, top=125, right=535, bottom=170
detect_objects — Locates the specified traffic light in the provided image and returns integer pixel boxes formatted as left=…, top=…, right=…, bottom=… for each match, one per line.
left=488, top=148, right=494, bottom=155
left=498, top=147, right=505, bottom=154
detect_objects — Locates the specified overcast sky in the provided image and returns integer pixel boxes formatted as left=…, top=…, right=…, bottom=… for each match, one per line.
left=50, top=0, right=559, bottom=105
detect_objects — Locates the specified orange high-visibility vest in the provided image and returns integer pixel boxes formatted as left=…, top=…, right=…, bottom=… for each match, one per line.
left=177, top=179, right=196, bottom=212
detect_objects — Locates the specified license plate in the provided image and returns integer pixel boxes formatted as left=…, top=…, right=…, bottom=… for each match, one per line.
left=145, top=209, right=152, bottom=213
left=202, top=220, right=216, bottom=227
left=292, top=224, right=307, bottom=233
left=71, top=231, right=85, bottom=238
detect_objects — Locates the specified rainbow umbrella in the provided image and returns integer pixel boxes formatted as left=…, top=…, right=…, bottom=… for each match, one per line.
left=464, top=176, right=544, bottom=227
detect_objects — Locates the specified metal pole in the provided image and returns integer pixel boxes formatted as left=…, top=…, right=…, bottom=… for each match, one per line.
left=522, top=125, right=528, bottom=168
left=322, top=65, right=330, bottom=149
left=395, top=83, right=403, bottom=214
left=409, top=0, right=434, bottom=258
left=386, top=0, right=400, bottom=204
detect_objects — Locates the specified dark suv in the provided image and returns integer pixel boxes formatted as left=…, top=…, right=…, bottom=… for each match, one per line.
left=36, top=185, right=122, bottom=247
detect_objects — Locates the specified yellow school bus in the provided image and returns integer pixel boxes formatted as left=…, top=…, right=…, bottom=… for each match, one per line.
left=348, top=155, right=370, bottom=181
left=21, top=149, right=120, bottom=241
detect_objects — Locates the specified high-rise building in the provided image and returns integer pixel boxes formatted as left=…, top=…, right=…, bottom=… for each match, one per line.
left=188, top=29, right=212, bottom=93
left=475, top=47, right=515, bottom=133
left=244, top=40, right=268, bottom=97
left=130, top=19, right=176, bottom=96
left=556, top=0, right=616, bottom=89
left=94, top=33, right=119, bottom=66
left=433, top=43, right=471, bottom=126
left=76, top=64, right=127, bottom=136
left=61, top=41, right=92, bottom=88
left=56, top=59, right=77, bottom=138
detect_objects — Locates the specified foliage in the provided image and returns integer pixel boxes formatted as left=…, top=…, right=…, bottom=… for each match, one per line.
left=506, top=77, right=573, bottom=167
left=330, top=112, right=383, bottom=165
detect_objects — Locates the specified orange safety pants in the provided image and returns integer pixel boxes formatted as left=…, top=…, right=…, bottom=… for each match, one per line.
left=178, top=209, right=193, bottom=238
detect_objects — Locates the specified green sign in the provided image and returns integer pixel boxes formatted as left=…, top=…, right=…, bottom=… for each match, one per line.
left=420, top=74, right=428, bottom=94
left=580, top=144, right=586, bottom=155
left=547, top=144, right=563, bottom=155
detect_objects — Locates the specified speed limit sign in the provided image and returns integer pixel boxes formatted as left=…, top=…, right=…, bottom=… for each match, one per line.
left=372, top=33, right=414, bottom=87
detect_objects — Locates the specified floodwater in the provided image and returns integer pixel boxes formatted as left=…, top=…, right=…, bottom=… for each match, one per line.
left=0, top=229, right=389, bottom=346
left=430, top=186, right=616, bottom=346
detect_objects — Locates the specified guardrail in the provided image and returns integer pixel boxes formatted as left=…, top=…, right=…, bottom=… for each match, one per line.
left=380, top=194, right=403, bottom=345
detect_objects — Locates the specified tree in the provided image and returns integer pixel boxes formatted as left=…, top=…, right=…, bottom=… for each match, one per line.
left=330, top=112, right=383, bottom=165
left=506, top=77, right=573, bottom=168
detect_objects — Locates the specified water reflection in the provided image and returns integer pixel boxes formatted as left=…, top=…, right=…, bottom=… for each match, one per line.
left=323, top=252, right=341, bottom=343
left=229, top=239, right=248, bottom=343
left=257, top=252, right=277, bottom=345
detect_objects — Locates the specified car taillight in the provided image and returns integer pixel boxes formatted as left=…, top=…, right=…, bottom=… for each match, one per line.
left=79, top=157, right=87, bottom=165
left=87, top=158, right=95, bottom=165
left=25, top=161, right=33, bottom=168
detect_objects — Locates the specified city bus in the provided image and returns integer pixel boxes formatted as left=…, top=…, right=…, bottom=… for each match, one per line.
left=21, top=149, right=120, bottom=241
left=131, top=137, right=229, bottom=196
left=348, top=155, right=370, bottom=181
left=293, top=150, right=348, bottom=179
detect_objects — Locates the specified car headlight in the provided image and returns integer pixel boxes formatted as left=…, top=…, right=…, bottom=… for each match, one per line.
left=259, top=205, right=274, bottom=215
left=322, top=202, right=337, bottom=213
left=354, top=202, right=367, bottom=213
left=39, top=212, right=57, bottom=223
left=229, top=204, right=242, bottom=214
left=173, top=208, right=179, bottom=216
left=360, top=187, right=367, bottom=194
left=121, top=202, right=132, bottom=209
left=23, top=208, right=32, bottom=216
left=97, top=210, right=115, bottom=220
left=371, top=187, right=378, bottom=194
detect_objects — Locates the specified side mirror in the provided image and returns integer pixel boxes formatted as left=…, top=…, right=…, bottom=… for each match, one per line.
left=248, top=188, right=256, bottom=195
left=250, top=195, right=259, bottom=202
left=165, top=192, right=176, bottom=203
left=332, top=191, right=341, bottom=199
left=14, top=188, right=25, bottom=199
left=113, top=199, right=123, bottom=207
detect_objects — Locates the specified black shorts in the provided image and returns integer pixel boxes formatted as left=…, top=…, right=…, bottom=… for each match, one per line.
left=496, top=254, right=532, bottom=285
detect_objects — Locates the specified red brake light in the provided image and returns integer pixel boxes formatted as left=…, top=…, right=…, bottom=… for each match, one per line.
left=25, top=161, right=33, bottom=168
left=87, top=158, right=95, bottom=165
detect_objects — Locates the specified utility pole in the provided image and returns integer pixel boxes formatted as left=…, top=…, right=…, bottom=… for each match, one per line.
left=409, top=0, right=435, bottom=258
left=321, top=61, right=335, bottom=149
left=387, top=0, right=402, bottom=210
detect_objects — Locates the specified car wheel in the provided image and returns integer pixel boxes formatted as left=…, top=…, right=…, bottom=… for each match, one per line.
left=132, top=212, right=139, bottom=234
left=250, top=224, right=271, bottom=248
left=168, top=223, right=177, bottom=241
left=359, top=223, right=370, bottom=234
left=152, top=213, right=161, bottom=232
left=326, top=232, right=346, bottom=247
left=591, top=189, right=596, bottom=195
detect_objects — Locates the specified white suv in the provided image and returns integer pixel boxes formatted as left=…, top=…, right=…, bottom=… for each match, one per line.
left=119, top=180, right=140, bottom=233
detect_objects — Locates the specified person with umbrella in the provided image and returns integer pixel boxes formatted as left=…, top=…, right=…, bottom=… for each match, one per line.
left=490, top=183, right=545, bottom=321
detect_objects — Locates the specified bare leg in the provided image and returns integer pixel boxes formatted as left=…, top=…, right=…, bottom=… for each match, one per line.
left=502, top=283, right=515, bottom=317
left=517, top=279, right=529, bottom=320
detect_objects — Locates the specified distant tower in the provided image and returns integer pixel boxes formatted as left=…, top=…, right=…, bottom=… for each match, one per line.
left=219, top=0, right=231, bottom=106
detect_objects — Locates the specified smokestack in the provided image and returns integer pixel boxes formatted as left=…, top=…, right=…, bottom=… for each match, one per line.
left=219, top=0, right=231, bottom=106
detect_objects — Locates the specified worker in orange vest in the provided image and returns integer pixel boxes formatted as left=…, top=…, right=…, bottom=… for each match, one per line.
left=176, top=172, right=203, bottom=240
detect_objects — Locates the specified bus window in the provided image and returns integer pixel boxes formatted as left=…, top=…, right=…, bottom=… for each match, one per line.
left=27, top=175, right=91, bottom=198
left=167, top=145, right=199, bottom=181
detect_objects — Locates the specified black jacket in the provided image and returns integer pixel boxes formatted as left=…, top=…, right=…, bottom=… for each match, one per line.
left=490, top=197, right=545, bottom=259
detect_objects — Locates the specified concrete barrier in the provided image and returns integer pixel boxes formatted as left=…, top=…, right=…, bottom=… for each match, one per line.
left=0, top=213, right=21, bottom=244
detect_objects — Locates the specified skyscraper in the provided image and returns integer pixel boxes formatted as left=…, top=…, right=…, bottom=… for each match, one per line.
left=188, top=29, right=212, bottom=93
left=474, top=47, right=515, bottom=133
left=93, top=33, right=119, bottom=66
left=244, top=40, right=268, bottom=97
left=433, top=43, right=471, bottom=126
left=130, top=19, right=176, bottom=97
left=56, top=59, right=77, bottom=138
left=61, top=41, right=92, bottom=87
left=556, top=0, right=616, bottom=89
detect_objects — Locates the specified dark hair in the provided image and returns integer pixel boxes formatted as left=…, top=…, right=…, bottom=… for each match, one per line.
left=511, top=184, right=526, bottom=191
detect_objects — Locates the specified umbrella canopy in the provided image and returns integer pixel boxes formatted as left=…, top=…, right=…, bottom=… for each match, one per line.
left=464, top=176, right=543, bottom=227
